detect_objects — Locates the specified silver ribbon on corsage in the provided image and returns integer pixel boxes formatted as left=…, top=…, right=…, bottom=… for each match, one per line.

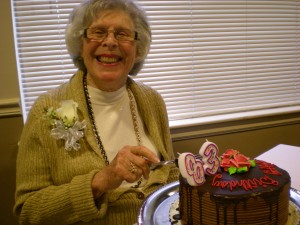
left=51, top=120, right=87, bottom=151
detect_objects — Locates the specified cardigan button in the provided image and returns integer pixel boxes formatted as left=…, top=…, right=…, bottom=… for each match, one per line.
left=137, top=192, right=145, bottom=200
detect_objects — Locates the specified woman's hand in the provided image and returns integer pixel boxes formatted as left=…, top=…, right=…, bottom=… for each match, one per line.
left=91, top=145, right=160, bottom=199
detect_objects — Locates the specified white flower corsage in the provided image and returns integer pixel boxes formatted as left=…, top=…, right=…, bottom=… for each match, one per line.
left=44, top=100, right=87, bottom=151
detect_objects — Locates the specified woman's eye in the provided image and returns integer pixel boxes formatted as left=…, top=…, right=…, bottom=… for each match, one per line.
left=117, top=31, right=129, bottom=37
left=94, top=30, right=106, bottom=35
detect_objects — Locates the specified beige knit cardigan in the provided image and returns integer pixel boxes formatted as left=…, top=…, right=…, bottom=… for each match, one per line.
left=14, top=71, right=179, bottom=225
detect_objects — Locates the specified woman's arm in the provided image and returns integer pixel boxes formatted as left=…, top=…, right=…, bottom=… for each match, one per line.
left=14, top=99, right=107, bottom=225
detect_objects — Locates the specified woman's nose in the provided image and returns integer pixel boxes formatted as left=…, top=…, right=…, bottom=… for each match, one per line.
left=101, top=32, right=118, bottom=48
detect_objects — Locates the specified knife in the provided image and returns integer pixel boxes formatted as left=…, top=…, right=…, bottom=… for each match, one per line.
left=149, top=159, right=178, bottom=170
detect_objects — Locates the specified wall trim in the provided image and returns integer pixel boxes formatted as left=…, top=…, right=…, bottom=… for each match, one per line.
left=171, top=112, right=300, bottom=141
left=0, top=98, right=22, bottom=117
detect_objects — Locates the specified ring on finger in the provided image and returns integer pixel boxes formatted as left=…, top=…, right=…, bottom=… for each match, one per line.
left=129, top=162, right=138, bottom=174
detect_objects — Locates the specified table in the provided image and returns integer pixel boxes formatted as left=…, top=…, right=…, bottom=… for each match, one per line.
left=256, top=144, right=300, bottom=190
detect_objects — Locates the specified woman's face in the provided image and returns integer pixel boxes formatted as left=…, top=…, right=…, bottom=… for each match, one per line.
left=81, top=10, right=137, bottom=91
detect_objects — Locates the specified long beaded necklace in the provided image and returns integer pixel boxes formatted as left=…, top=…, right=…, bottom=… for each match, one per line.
left=83, top=74, right=142, bottom=187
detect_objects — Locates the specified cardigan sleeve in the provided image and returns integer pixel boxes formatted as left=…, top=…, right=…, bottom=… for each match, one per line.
left=13, top=95, right=108, bottom=225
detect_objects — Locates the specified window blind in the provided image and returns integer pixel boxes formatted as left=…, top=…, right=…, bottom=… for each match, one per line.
left=11, top=0, right=300, bottom=127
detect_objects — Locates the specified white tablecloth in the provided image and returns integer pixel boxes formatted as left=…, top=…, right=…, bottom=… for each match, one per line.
left=256, top=144, right=300, bottom=190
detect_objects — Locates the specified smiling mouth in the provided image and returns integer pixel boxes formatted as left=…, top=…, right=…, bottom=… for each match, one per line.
left=96, top=56, right=121, bottom=64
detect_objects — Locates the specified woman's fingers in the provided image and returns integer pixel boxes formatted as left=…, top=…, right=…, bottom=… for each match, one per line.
left=129, top=146, right=160, bottom=163
left=99, top=145, right=160, bottom=186
left=127, top=146, right=160, bottom=179
left=92, top=145, right=160, bottom=197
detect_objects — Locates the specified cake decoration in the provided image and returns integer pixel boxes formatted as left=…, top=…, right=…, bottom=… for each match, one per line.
left=211, top=171, right=279, bottom=191
left=256, top=159, right=282, bottom=175
left=178, top=153, right=206, bottom=186
left=199, top=140, right=220, bottom=175
left=220, top=149, right=256, bottom=175
left=178, top=140, right=220, bottom=186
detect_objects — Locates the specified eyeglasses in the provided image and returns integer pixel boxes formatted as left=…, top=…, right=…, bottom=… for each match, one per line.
left=83, top=27, right=138, bottom=42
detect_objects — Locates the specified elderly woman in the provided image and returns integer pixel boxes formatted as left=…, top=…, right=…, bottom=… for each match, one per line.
left=13, top=0, right=178, bottom=224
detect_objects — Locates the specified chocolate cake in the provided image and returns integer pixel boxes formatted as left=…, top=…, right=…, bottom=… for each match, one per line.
left=179, top=159, right=291, bottom=225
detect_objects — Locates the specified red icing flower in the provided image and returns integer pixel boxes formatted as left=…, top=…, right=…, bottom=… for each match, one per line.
left=220, top=149, right=251, bottom=172
left=223, top=149, right=239, bottom=157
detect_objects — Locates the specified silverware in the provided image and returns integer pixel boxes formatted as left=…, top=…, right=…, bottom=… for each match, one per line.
left=149, top=159, right=177, bottom=170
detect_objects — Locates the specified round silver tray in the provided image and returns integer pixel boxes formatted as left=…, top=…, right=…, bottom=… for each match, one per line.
left=137, top=181, right=300, bottom=225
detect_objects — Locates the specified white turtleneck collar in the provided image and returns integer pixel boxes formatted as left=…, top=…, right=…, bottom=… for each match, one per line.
left=87, top=85, right=126, bottom=106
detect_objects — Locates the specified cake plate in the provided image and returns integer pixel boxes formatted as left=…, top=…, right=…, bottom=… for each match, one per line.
left=137, top=181, right=300, bottom=225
